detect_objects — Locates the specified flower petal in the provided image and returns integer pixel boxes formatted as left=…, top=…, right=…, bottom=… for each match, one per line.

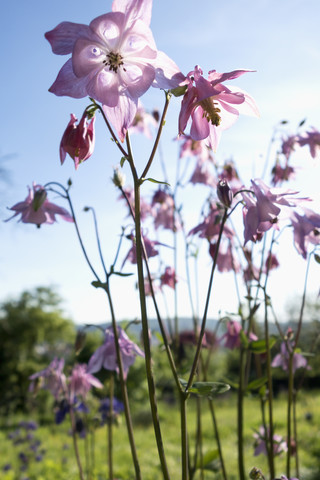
left=45, top=21, right=93, bottom=55
left=103, top=95, right=137, bottom=141
left=153, top=51, right=186, bottom=90
left=48, top=59, right=88, bottom=98
left=112, top=0, right=153, bottom=27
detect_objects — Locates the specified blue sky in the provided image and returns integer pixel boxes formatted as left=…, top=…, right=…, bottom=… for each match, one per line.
left=1, top=0, right=320, bottom=324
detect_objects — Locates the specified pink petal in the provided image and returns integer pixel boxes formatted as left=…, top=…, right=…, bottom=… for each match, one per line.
left=103, top=95, right=138, bottom=142
left=45, top=21, right=93, bottom=55
left=208, top=69, right=254, bottom=85
left=112, top=0, right=153, bottom=27
left=153, top=51, right=186, bottom=90
left=49, top=59, right=88, bottom=98
left=89, top=12, right=125, bottom=49
left=72, top=38, right=106, bottom=78
left=190, top=106, right=210, bottom=140
left=122, top=63, right=155, bottom=99
left=86, top=69, right=120, bottom=107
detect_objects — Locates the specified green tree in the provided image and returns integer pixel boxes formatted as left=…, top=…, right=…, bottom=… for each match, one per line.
left=0, top=286, right=75, bottom=414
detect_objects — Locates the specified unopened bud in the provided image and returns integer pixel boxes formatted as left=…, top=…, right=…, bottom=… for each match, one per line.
left=217, top=180, right=233, bottom=208
left=112, top=168, right=126, bottom=188
left=249, top=467, right=265, bottom=479
left=32, top=188, right=47, bottom=212
left=152, top=109, right=160, bottom=122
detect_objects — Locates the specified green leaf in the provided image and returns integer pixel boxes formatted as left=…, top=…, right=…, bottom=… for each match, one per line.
left=246, top=376, right=268, bottom=391
left=314, top=253, right=320, bottom=264
left=91, top=281, right=107, bottom=289
left=170, top=85, right=188, bottom=97
left=195, top=449, right=219, bottom=469
left=141, top=177, right=170, bottom=186
left=120, top=156, right=127, bottom=167
left=179, top=379, right=230, bottom=397
left=248, top=335, right=277, bottom=353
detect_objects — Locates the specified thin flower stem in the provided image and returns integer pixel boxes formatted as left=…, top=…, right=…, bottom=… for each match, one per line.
left=237, top=346, right=246, bottom=480
left=86, top=207, right=108, bottom=278
left=286, top=352, right=294, bottom=478
left=187, top=209, right=228, bottom=390
left=103, top=282, right=142, bottom=480
left=69, top=408, right=85, bottom=480
left=208, top=399, right=228, bottom=480
left=126, top=133, right=171, bottom=480
left=140, top=91, right=171, bottom=180
left=108, top=375, right=114, bottom=480
left=293, top=391, right=300, bottom=478
left=180, top=394, right=189, bottom=480
left=294, top=252, right=312, bottom=348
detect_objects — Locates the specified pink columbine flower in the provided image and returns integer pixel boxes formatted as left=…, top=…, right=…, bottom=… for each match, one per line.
left=87, top=326, right=144, bottom=379
left=272, top=337, right=309, bottom=373
left=209, top=242, right=240, bottom=273
left=241, top=179, right=304, bottom=245
left=178, top=65, right=259, bottom=151
left=29, top=358, right=67, bottom=399
left=265, top=253, right=280, bottom=271
left=189, top=161, right=216, bottom=187
left=220, top=321, right=242, bottom=349
left=6, top=183, right=74, bottom=228
left=152, top=189, right=181, bottom=231
left=271, top=162, right=296, bottom=186
left=253, top=426, right=287, bottom=457
left=188, top=201, right=235, bottom=241
left=290, top=207, right=320, bottom=259
left=122, top=232, right=161, bottom=266
left=297, top=127, right=320, bottom=158
left=68, top=364, right=103, bottom=403
left=160, top=266, right=177, bottom=289
left=281, top=134, right=297, bottom=160
left=60, top=112, right=95, bottom=169
left=178, top=135, right=214, bottom=164
left=45, top=0, right=184, bottom=141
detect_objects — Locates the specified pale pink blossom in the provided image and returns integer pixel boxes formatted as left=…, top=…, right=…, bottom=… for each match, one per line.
left=29, top=358, right=66, bottom=399
left=189, top=162, right=216, bottom=187
left=271, top=162, right=296, bottom=186
left=297, top=127, right=320, bottom=158
left=265, top=253, right=280, bottom=271
left=189, top=201, right=234, bottom=241
left=290, top=208, right=320, bottom=259
left=209, top=242, right=240, bottom=273
left=220, top=321, right=242, bottom=349
left=87, top=326, right=144, bottom=379
left=122, top=233, right=161, bottom=266
left=60, top=112, right=95, bottom=169
left=6, top=184, right=73, bottom=227
left=152, top=189, right=180, bottom=231
left=46, top=0, right=184, bottom=141
left=118, top=186, right=152, bottom=221
left=253, top=426, right=287, bottom=457
left=178, top=135, right=214, bottom=164
left=271, top=339, right=309, bottom=374
left=178, top=65, right=259, bottom=151
left=68, top=364, right=103, bottom=403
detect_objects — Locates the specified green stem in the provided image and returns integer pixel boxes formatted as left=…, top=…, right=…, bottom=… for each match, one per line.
left=208, top=399, right=228, bottom=480
left=180, top=394, right=189, bottom=480
left=127, top=137, right=170, bottom=479
left=69, top=408, right=85, bottom=480
left=286, top=352, right=294, bottom=478
left=108, top=376, right=114, bottom=480
left=237, top=346, right=246, bottom=480
left=293, top=391, right=300, bottom=478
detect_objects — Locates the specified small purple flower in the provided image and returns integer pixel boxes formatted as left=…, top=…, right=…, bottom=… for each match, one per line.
left=87, top=326, right=144, bottom=379
left=99, top=397, right=124, bottom=424
left=220, top=321, right=242, bottom=349
left=29, top=358, right=67, bottom=399
left=253, top=426, right=287, bottom=457
left=271, top=338, right=309, bottom=374
left=189, top=161, right=216, bottom=187
left=6, top=184, right=73, bottom=228
left=160, top=267, right=177, bottom=289
left=68, top=364, right=103, bottom=403
left=281, top=135, right=297, bottom=160
left=290, top=207, right=320, bottom=259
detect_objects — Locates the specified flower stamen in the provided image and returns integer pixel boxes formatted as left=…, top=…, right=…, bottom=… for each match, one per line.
left=103, top=51, right=124, bottom=73
left=200, top=97, right=222, bottom=126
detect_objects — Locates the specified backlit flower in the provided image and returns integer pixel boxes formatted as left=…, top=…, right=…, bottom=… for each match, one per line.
left=46, top=0, right=184, bottom=141
left=160, top=266, right=177, bottom=289
left=29, top=358, right=66, bottom=399
left=297, top=127, right=320, bottom=158
left=179, top=65, right=259, bottom=151
left=87, top=326, right=144, bottom=379
left=290, top=207, right=320, bottom=259
left=60, top=112, right=95, bottom=169
left=272, top=337, right=309, bottom=373
left=6, top=184, right=73, bottom=228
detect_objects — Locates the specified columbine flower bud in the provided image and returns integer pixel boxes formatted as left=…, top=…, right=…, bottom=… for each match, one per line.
left=112, top=168, right=126, bottom=188
left=60, top=112, right=95, bottom=170
left=249, top=467, right=265, bottom=480
left=217, top=180, right=233, bottom=208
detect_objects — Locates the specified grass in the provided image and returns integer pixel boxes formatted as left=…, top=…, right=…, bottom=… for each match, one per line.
left=1, top=390, right=320, bottom=479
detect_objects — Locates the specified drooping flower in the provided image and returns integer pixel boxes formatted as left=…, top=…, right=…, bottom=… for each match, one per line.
left=271, top=162, right=296, bottom=186
left=271, top=337, right=309, bottom=373
left=118, top=186, right=152, bottom=221
left=209, top=242, right=240, bottom=273
left=178, top=135, right=214, bottom=164
left=6, top=184, right=74, bottom=228
left=189, top=161, right=216, bottom=187
left=290, top=207, right=320, bottom=259
left=253, top=426, right=287, bottom=457
left=160, top=266, right=177, bottom=289
left=68, top=364, right=103, bottom=403
left=241, top=179, right=304, bottom=245
left=87, top=326, right=144, bottom=379
left=99, top=397, right=124, bottom=425
left=151, top=189, right=180, bottom=231
left=265, top=253, right=280, bottom=271
left=45, top=0, right=184, bottom=141
left=220, top=320, right=242, bottom=349
left=29, top=358, right=67, bottom=399
left=179, top=65, right=259, bottom=151
left=188, top=201, right=234, bottom=241
left=281, top=134, right=297, bottom=160
left=122, top=232, right=161, bottom=266
left=60, top=112, right=95, bottom=169
left=297, top=127, right=320, bottom=159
